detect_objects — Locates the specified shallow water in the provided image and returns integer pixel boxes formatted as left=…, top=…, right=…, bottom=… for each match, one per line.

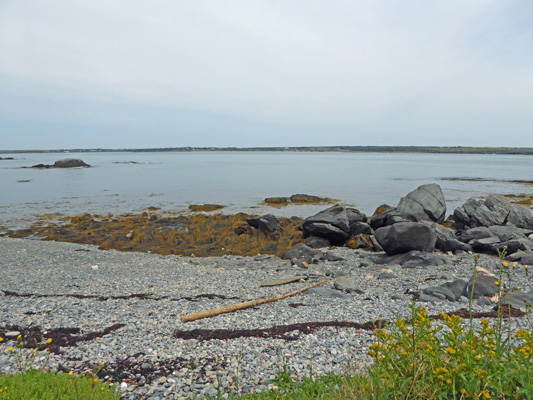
left=1, top=151, right=532, bottom=228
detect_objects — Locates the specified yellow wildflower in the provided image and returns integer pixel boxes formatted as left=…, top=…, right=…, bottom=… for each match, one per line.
left=69, top=371, right=73, bottom=375
left=446, top=347, right=456, bottom=355
left=46, top=338, right=52, bottom=344
left=7, top=347, right=13, bottom=352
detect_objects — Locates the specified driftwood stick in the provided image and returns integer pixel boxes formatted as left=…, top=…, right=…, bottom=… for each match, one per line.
left=180, top=279, right=329, bottom=322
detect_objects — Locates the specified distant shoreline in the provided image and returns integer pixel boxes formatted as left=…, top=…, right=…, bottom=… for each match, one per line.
left=2, top=146, right=533, bottom=155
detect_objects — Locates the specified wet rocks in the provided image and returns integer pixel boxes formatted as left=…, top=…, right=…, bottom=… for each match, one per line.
left=374, top=222, right=437, bottom=255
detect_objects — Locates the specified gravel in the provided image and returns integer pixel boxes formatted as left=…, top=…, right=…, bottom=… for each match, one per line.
left=0, top=237, right=531, bottom=399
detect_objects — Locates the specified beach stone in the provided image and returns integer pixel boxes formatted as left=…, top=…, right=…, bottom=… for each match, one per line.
left=472, top=199, right=509, bottom=227
left=423, top=286, right=456, bottom=301
left=306, top=287, right=350, bottom=299
left=4, top=331, right=20, bottom=338
left=374, top=222, right=437, bottom=255
left=377, top=272, right=397, bottom=280
left=418, top=293, right=444, bottom=302
left=283, top=243, right=316, bottom=261
left=465, top=273, right=499, bottom=299
left=305, top=236, right=330, bottom=248
left=521, top=253, right=533, bottom=265
left=397, top=184, right=447, bottom=223
left=429, top=223, right=456, bottom=251
left=333, top=277, right=359, bottom=292
left=476, top=297, right=492, bottom=306
left=500, top=290, right=533, bottom=311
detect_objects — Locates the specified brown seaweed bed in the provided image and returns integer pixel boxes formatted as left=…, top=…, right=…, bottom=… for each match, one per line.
left=1, top=211, right=305, bottom=258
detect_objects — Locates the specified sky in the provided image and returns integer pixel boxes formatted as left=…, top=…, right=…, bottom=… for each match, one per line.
left=1, top=1, right=533, bottom=150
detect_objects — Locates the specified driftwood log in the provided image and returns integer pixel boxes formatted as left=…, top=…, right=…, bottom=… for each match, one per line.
left=180, top=279, right=329, bottom=322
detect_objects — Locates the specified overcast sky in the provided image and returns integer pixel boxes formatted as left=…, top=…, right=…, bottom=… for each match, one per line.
left=1, top=1, right=532, bottom=150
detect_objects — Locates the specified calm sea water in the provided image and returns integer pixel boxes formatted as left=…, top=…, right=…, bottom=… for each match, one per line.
left=1, top=151, right=532, bottom=229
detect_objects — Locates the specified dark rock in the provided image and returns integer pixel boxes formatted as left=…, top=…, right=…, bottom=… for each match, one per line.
left=488, top=225, right=527, bottom=241
left=472, top=198, right=509, bottom=227
left=246, top=214, right=281, bottom=234
left=459, top=227, right=495, bottom=243
left=234, top=225, right=252, bottom=235
left=53, top=158, right=91, bottom=168
left=465, top=273, right=499, bottom=299
left=303, top=222, right=350, bottom=245
left=476, top=297, right=492, bottom=306
left=418, top=293, right=444, bottom=302
left=369, top=206, right=408, bottom=230
left=507, top=204, right=533, bottom=229
left=305, top=236, right=331, bottom=248
left=349, top=222, right=373, bottom=236
left=264, top=197, right=290, bottom=204
left=443, top=239, right=472, bottom=253
left=423, top=286, right=457, bottom=301
left=374, top=222, right=437, bottom=255
left=428, top=223, right=456, bottom=251
left=303, top=205, right=350, bottom=233
left=290, top=194, right=329, bottom=203
left=396, top=184, right=446, bottom=223
left=346, top=208, right=367, bottom=225
left=521, top=253, right=533, bottom=265
left=283, top=243, right=316, bottom=261
left=471, top=237, right=531, bottom=255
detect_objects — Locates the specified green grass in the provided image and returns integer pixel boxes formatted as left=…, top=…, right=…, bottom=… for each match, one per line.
left=0, top=369, right=120, bottom=400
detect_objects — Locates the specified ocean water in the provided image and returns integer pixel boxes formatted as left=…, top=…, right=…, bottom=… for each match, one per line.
left=1, top=151, right=532, bottom=229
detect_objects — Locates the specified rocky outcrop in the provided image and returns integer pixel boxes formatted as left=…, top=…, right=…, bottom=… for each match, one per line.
left=29, top=158, right=91, bottom=168
left=453, top=195, right=533, bottom=230
left=374, top=222, right=437, bottom=255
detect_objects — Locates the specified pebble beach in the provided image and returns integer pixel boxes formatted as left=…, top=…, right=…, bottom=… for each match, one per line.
left=1, top=236, right=531, bottom=399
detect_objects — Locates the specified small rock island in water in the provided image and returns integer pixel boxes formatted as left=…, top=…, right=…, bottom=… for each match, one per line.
left=26, top=158, right=91, bottom=168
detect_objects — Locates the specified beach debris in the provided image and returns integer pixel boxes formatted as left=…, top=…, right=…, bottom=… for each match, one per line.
left=180, top=279, right=329, bottom=322
left=260, top=276, right=306, bottom=287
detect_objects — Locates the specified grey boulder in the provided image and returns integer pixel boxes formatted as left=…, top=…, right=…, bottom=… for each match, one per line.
left=374, top=222, right=437, bottom=255
left=397, top=184, right=446, bottom=223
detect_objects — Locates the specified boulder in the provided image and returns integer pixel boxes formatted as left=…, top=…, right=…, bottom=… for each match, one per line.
left=443, top=239, right=472, bottom=253
left=334, top=277, right=359, bottom=292
left=521, top=252, right=533, bottom=265
left=397, top=184, right=446, bottom=223
left=465, top=273, right=499, bottom=299
left=459, top=227, right=495, bottom=243
left=428, top=223, right=456, bottom=251
left=246, top=214, right=281, bottom=234
left=369, top=206, right=408, bottom=230
left=507, top=204, right=533, bottom=229
left=302, top=205, right=356, bottom=245
left=302, top=222, right=349, bottom=245
left=374, top=222, right=437, bottom=255
left=349, top=222, right=373, bottom=236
